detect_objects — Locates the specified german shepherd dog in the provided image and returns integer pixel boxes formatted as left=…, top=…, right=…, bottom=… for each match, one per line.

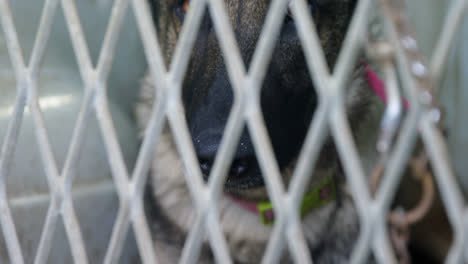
left=136, top=0, right=373, bottom=262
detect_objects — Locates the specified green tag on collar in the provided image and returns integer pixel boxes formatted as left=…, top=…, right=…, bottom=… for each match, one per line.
left=257, top=177, right=336, bottom=225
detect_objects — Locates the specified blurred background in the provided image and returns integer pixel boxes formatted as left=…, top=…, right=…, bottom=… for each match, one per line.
left=0, top=0, right=466, bottom=263
left=0, top=0, right=145, bottom=262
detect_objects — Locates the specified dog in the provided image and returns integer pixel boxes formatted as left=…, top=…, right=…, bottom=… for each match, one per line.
left=136, top=0, right=376, bottom=262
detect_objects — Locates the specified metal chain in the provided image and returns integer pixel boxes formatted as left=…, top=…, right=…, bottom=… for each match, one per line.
left=367, top=0, right=444, bottom=263
left=370, top=151, right=435, bottom=264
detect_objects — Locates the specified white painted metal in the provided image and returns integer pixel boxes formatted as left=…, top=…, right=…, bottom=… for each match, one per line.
left=0, top=0, right=466, bottom=263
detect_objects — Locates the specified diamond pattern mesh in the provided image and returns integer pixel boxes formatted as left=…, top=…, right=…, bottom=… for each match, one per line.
left=0, top=0, right=467, bottom=263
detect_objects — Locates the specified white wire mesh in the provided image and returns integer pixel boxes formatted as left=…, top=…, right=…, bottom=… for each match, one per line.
left=0, top=0, right=467, bottom=263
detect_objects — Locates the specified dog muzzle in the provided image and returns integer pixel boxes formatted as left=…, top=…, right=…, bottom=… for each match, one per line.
left=227, top=66, right=407, bottom=225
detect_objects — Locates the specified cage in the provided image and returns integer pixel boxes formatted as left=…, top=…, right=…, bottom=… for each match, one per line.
left=0, top=0, right=467, bottom=263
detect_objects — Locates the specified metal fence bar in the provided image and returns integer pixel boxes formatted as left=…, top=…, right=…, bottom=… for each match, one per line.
left=168, top=0, right=207, bottom=82
left=430, top=0, right=468, bottom=85
left=132, top=203, right=159, bottom=264
left=246, top=109, right=290, bottom=261
left=128, top=55, right=167, bottom=264
left=103, top=202, right=132, bottom=264
left=179, top=211, right=206, bottom=263
left=167, top=103, right=232, bottom=263
left=0, top=0, right=466, bottom=263
left=290, top=0, right=330, bottom=96
left=0, top=43, right=27, bottom=264
left=61, top=0, right=94, bottom=84
left=34, top=198, right=60, bottom=264
left=29, top=74, right=89, bottom=264
left=285, top=211, right=313, bottom=263
left=132, top=0, right=168, bottom=86
left=96, top=0, right=130, bottom=82
left=94, top=94, right=130, bottom=196
left=207, top=0, right=246, bottom=92
left=63, top=1, right=162, bottom=263
left=0, top=0, right=26, bottom=81
left=464, top=210, right=468, bottom=262
left=168, top=0, right=243, bottom=260
left=331, top=0, right=373, bottom=218
left=420, top=116, right=466, bottom=264
left=248, top=0, right=289, bottom=83
left=330, top=104, right=396, bottom=264
left=28, top=1, right=107, bottom=263
left=28, top=0, right=59, bottom=77
left=349, top=213, right=373, bottom=264
left=332, top=0, right=371, bottom=91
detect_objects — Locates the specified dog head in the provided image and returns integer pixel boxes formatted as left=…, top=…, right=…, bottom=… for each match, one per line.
left=149, top=0, right=363, bottom=199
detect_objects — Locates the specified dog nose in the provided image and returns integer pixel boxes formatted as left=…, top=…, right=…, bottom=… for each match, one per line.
left=194, top=132, right=255, bottom=179
left=199, top=157, right=252, bottom=178
left=199, top=159, right=212, bottom=176
left=230, top=159, right=248, bottom=176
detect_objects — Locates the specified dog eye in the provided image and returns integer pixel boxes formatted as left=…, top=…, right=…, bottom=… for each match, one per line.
left=176, top=0, right=190, bottom=18
left=182, top=0, right=190, bottom=13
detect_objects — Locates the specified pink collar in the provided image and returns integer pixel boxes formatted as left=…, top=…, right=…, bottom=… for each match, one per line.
left=227, top=66, right=404, bottom=225
left=227, top=177, right=336, bottom=225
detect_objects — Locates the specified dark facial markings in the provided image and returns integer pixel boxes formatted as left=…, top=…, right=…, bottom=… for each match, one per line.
left=154, top=0, right=356, bottom=190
